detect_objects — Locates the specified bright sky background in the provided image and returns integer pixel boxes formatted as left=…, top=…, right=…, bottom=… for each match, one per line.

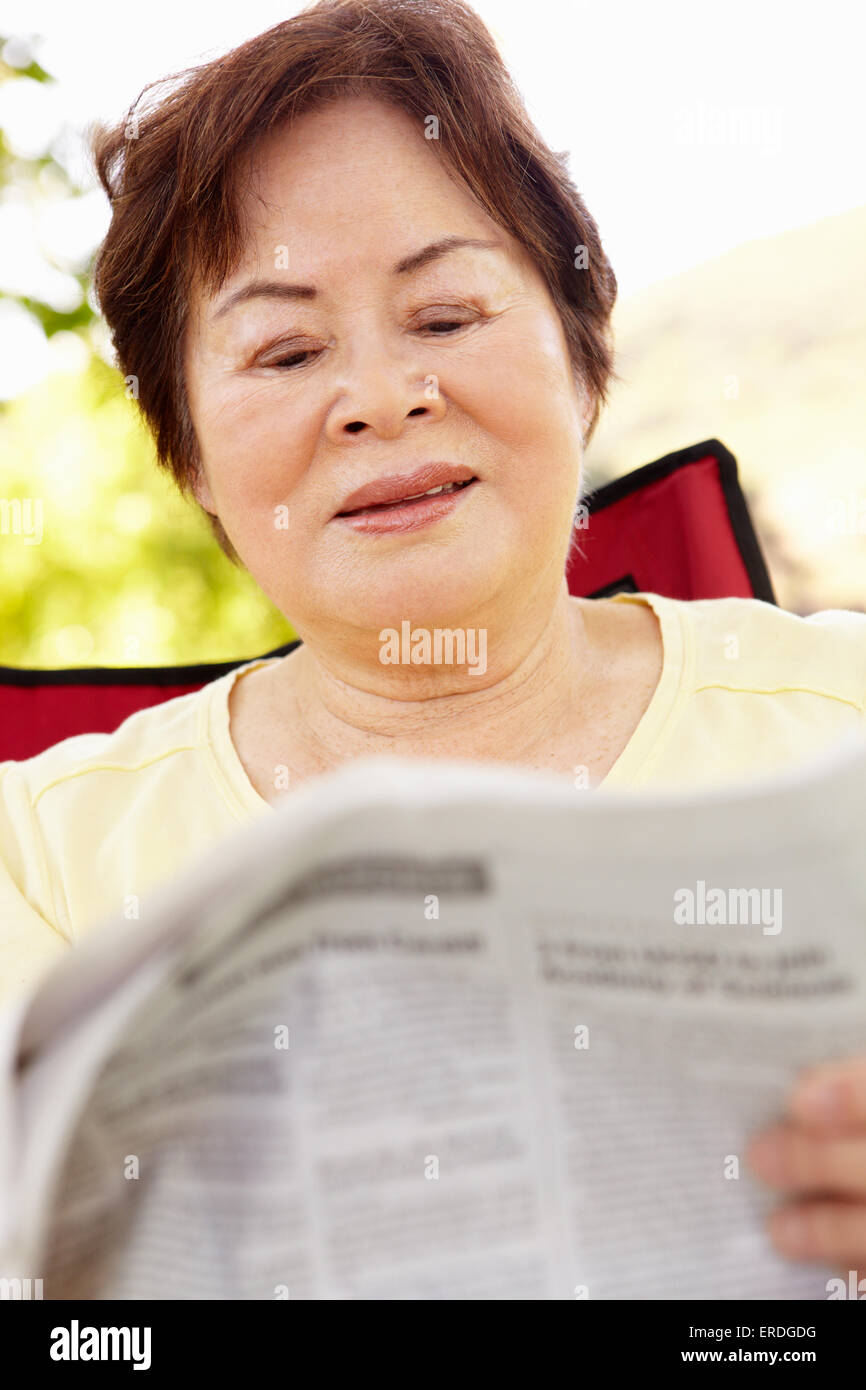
left=1, top=0, right=864, bottom=396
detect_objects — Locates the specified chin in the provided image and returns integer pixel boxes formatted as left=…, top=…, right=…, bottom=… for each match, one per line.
left=351, top=559, right=507, bottom=629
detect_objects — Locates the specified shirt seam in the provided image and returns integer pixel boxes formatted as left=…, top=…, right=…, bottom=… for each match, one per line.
left=690, top=681, right=866, bottom=709
left=10, top=770, right=73, bottom=945
left=30, top=744, right=200, bottom=812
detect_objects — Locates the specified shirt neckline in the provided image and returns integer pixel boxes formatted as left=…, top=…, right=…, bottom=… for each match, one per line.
left=595, top=590, right=689, bottom=789
left=201, top=656, right=282, bottom=820
left=201, top=591, right=690, bottom=814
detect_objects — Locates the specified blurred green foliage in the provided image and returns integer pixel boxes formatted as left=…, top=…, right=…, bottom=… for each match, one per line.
left=0, top=35, right=295, bottom=668
left=0, top=360, right=296, bottom=666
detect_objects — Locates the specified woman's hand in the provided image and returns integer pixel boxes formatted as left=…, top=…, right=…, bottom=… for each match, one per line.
left=747, top=1058, right=866, bottom=1288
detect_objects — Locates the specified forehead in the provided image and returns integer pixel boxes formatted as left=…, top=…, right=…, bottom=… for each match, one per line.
left=229, top=95, right=518, bottom=277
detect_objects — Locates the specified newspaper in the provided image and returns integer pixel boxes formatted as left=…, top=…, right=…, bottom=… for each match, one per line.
left=2, top=732, right=866, bottom=1301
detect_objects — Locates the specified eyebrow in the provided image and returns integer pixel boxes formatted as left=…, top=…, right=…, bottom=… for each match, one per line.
left=212, top=236, right=502, bottom=319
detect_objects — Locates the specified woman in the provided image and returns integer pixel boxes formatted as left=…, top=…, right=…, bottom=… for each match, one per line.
left=2, top=0, right=866, bottom=1280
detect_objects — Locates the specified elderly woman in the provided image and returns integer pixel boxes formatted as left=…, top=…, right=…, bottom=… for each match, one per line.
left=2, top=0, right=866, bottom=1281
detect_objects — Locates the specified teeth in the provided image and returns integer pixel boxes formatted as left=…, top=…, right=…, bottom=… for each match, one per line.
left=403, top=482, right=462, bottom=502
left=342, top=479, right=473, bottom=515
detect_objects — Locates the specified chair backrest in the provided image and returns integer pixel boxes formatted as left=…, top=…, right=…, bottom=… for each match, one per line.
left=0, top=438, right=775, bottom=762
left=567, top=438, right=775, bottom=603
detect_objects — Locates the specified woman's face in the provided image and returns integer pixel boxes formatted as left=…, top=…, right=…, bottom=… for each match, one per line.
left=185, top=96, right=592, bottom=641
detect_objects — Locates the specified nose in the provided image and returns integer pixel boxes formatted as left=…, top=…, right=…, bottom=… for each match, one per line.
left=325, top=339, right=447, bottom=441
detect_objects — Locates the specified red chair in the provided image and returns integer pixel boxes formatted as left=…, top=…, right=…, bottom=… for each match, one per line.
left=0, top=438, right=775, bottom=762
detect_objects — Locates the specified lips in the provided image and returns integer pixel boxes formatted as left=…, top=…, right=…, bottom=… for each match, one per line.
left=335, top=462, right=477, bottom=517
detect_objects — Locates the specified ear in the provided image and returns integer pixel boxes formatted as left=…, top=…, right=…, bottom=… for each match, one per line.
left=581, top=385, right=599, bottom=440
left=190, top=461, right=216, bottom=514
left=571, top=369, right=596, bottom=447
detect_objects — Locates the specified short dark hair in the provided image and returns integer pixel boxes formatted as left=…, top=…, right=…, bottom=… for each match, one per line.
left=90, top=0, right=618, bottom=564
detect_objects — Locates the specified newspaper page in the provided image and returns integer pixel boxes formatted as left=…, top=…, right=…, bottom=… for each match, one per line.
left=1, top=731, right=866, bottom=1301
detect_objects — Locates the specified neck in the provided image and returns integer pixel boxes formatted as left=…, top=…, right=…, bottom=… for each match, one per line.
left=271, top=582, right=606, bottom=773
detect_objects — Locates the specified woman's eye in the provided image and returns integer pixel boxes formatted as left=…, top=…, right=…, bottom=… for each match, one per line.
left=263, top=348, right=319, bottom=370
left=258, top=314, right=473, bottom=368
left=419, top=319, right=470, bottom=335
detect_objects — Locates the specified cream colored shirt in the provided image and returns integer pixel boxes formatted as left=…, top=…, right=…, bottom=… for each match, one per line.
left=2, top=591, right=865, bottom=1008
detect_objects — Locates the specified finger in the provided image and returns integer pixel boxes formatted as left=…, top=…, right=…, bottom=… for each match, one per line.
left=768, top=1199, right=866, bottom=1268
left=747, top=1125, right=866, bottom=1198
left=789, top=1059, right=866, bottom=1135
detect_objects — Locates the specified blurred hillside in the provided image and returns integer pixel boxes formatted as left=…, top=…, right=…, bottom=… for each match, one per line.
left=586, top=204, right=866, bottom=616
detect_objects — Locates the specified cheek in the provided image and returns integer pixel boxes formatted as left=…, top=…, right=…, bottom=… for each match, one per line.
left=453, top=312, right=582, bottom=493
left=195, top=378, right=315, bottom=516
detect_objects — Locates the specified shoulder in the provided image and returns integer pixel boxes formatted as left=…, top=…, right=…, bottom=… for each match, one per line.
left=1, top=679, right=214, bottom=813
left=0, top=667, right=245, bottom=950
left=652, top=594, right=866, bottom=708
